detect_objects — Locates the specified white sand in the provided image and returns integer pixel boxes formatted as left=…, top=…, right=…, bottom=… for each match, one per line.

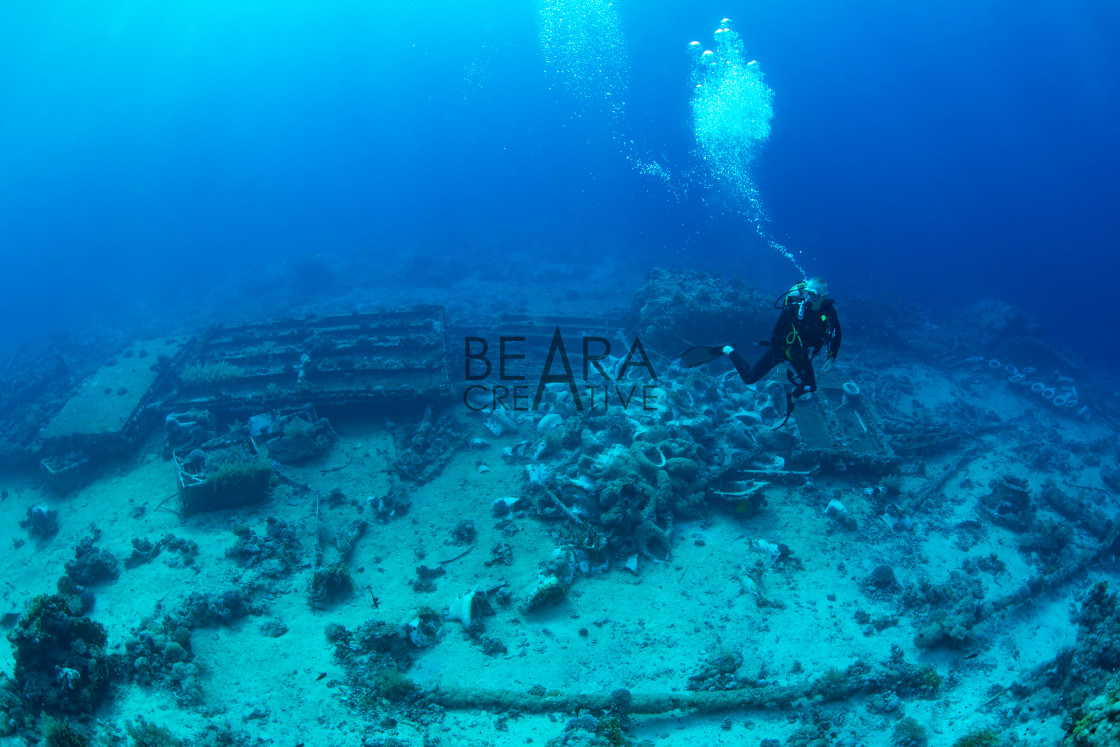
left=1, top=342, right=1116, bottom=746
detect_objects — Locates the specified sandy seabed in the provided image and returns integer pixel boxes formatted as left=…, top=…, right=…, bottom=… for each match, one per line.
left=2, top=258, right=1120, bottom=747
left=0, top=284, right=1115, bottom=746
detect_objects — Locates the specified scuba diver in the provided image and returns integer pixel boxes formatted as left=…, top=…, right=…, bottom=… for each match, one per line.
left=680, top=277, right=842, bottom=428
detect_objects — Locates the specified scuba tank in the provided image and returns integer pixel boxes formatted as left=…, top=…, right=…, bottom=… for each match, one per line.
left=774, top=281, right=812, bottom=321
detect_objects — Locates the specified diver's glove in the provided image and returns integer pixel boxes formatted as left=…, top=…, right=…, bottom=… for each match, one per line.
left=721, top=345, right=734, bottom=356
left=820, top=355, right=835, bottom=374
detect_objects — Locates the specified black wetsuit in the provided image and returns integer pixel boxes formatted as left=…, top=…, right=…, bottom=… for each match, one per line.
left=729, top=298, right=842, bottom=400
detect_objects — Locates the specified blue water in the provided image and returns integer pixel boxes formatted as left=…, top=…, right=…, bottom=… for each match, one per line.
left=1, top=0, right=1117, bottom=363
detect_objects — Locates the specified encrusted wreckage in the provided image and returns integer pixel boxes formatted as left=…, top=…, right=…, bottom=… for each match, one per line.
left=2, top=306, right=450, bottom=503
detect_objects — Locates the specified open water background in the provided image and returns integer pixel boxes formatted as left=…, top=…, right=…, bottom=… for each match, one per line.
left=0, top=0, right=1117, bottom=364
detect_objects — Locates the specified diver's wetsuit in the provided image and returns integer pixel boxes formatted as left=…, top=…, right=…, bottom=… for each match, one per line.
left=729, top=298, right=841, bottom=400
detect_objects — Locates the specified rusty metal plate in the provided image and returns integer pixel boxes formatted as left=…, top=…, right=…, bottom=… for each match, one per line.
left=41, top=337, right=187, bottom=450
left=790, top=386, right=896, bottom=472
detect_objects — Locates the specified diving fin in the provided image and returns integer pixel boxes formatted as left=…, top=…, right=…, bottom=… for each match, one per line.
left=679, top=345, right=727, bottom=369
left=771, top=389, right=796, bottom=430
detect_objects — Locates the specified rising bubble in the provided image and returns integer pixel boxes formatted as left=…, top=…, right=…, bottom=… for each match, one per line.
left=689, top=21, right=802, bottom=272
